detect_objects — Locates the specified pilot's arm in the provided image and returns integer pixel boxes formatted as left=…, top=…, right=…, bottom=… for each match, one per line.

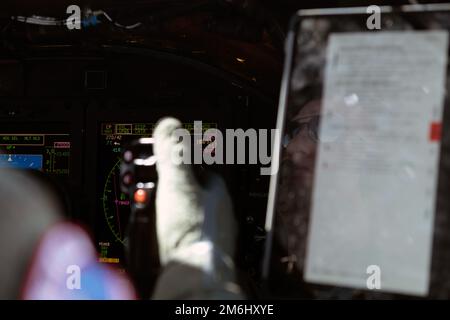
left=151, top=118, right=243, bottom=299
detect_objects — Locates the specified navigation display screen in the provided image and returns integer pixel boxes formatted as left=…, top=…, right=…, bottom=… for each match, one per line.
left=96, top=122, right=217, bottom=266
left=0, top=124, right=70, bottom=177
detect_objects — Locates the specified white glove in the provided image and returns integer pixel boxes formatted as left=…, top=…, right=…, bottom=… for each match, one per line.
left=152, top=117, right=243, bottom=299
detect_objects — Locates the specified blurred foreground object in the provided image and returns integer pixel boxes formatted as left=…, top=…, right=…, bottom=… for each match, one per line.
left=0, top=169, right=61, bottom=299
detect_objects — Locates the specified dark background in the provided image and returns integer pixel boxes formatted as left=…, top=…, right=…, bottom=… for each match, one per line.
left=1, top=0, right=449, bottom=298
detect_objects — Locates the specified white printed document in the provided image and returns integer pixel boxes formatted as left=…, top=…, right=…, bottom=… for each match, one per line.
left=304, top=31, right=449, bottom=296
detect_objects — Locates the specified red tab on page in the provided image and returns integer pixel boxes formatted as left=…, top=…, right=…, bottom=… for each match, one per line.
left=429, top=122, right=442, bottom=142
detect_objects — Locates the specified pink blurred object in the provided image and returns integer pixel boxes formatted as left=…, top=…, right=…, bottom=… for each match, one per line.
left=21, top=222, right=137, bottom=300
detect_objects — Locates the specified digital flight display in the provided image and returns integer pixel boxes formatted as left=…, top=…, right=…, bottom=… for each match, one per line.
left=96, top=122, right=217, bottom=267
left=0, top=129, right=70, bottom=177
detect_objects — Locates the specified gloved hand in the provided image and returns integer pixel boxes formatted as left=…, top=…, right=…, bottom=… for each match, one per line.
left=152, top=117, right=243, bottom=299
